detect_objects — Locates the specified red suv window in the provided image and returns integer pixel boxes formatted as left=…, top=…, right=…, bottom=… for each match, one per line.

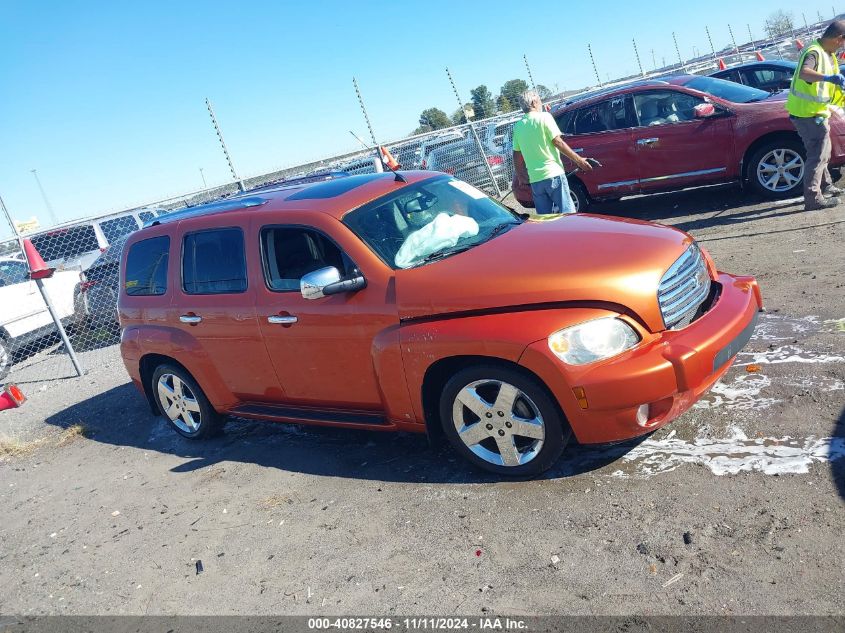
left=182, top=228, right=247, bottom=295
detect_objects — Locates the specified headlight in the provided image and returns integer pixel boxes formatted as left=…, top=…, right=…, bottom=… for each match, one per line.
left=548, top=317, right=640, bottom=365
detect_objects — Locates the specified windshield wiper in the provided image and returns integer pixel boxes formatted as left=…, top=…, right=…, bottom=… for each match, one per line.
left=416, top=245, right=475, bottom=265
left=487, top=221, right=518, bottom=238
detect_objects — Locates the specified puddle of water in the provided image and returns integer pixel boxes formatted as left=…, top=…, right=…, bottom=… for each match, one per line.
left=610, top=427, right=845, bottom=478
left=751, top=313, right=823, bottom=342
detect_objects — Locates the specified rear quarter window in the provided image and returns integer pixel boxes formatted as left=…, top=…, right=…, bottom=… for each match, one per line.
left=124, top=236, right=170, bottom=296
left=182, top=228, right=247, bottom=295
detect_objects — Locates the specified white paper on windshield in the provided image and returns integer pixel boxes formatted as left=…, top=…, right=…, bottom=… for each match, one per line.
left=394, top=213, right=480, bottom=269
left=447, top=180, right=486, bottom=199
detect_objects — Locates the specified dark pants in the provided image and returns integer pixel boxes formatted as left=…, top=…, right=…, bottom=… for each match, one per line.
left=791, top=115, right=833, bottom=208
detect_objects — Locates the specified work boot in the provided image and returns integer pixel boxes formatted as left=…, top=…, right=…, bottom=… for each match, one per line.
left=805, top=197, right=840, bottom=210
left=824, top=185, right=843, bottom=196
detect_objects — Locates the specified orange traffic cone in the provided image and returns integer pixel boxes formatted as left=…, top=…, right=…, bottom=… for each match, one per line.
left=795, top=38, right=804, bottom=50
left=22, top=238, right=54, bottom=280
left=717, top=58, right=727, bottom=70
left=755, top=50, right=765, bottom=61
left=378, top=146, right=400, bottom=170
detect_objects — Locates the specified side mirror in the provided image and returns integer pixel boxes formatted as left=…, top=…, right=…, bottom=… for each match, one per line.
left=300, top=266, right=367, bottom=300
left=693, top=103, right=717, bottom=118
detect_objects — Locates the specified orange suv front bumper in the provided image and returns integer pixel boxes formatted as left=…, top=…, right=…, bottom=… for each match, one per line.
left=519, top=273, right=762, bottom=444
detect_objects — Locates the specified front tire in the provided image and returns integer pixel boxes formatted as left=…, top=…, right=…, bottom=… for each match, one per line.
left=747, top=139, right=805, bottom=199
left=439, top=365, right=570, bottom=477
left=151, top=364, right=224, bottom=439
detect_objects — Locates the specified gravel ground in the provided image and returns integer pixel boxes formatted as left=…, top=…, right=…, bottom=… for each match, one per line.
left=0, top=183, right=843, bottom=616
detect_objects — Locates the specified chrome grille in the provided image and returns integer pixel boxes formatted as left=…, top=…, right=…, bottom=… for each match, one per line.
left=658, top=244, right=711, bottom=330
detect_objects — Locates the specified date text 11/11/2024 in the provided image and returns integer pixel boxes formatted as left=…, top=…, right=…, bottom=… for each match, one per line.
left=307, top=617, right=529, bottom=630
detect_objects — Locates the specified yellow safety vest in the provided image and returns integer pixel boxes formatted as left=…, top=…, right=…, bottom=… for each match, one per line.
left=786, top=41, right=840, bottom=118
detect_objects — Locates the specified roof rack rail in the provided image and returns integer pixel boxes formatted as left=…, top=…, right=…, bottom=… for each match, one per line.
left=146, top=196, right=268, bottom=227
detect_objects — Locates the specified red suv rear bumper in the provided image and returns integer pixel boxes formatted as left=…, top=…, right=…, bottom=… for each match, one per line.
left=519, top=273, right=762, bottom=444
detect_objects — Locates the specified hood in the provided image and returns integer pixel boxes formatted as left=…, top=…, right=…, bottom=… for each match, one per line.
left=395, top=214, right=693, bottom=332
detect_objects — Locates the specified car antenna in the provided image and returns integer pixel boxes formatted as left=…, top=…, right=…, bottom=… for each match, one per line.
left=348, top=130, right=407, bottom=183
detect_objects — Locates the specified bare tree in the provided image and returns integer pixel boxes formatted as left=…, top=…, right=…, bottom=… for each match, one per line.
left=765, top=10, right=795, bottom=38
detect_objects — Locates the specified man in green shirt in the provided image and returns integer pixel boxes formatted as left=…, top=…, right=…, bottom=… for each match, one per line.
left=512, top=89, right=594, bottom=214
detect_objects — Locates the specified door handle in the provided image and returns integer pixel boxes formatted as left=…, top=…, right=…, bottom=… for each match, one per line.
left=179, top=314, right=202, bottom=324
left=637, top=137, right=659, bottom=146
left=268, top=315, right=298, bottom=325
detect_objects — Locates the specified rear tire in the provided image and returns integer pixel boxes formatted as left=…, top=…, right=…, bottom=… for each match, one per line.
left=151, top=364, right=224, bottom=439
left=439, top=365, right=570, bottom=477
left=0, top=338, right=11, bottom=382
left=747, top=138, right=805, bottom=199
left=568, top=178, right=590, bottom=212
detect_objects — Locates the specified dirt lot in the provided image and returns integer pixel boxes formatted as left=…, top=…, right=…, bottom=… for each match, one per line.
left=0, top=183, right=843, bottom=617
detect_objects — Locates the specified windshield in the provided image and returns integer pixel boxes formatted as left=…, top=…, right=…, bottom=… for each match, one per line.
left=342, top=176, right=520, bottom=269
left=683, top=76, right=771, bottom=103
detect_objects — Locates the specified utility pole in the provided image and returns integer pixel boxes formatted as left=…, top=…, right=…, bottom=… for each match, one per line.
left=587, top=43, right=603, bottom=86
left=30, top=169, right=58, bottom=226
left=205, top=98, right=245, bottom=192
left=705, top=25, right=717, bottom=60
left=633, top=39, right=645, bottom=76
left=672, top=32, right=686, bottom=71
left=199, top=168, right=207, bottom=189
left=523, top=54, right=537, bottom=91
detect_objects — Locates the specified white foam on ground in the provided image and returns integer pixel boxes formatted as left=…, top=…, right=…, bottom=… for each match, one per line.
left=693, top=373, right=780, bottom=411
left=736, top=345, right=845, bottom=366
left=611, top=426, right=845, bottom=478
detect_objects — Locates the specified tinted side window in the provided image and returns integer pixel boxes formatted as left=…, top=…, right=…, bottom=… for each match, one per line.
left=100, top=216, right=140, bottom=244
left=182, top=228, right=247, bottom=295
left=125, top=236, right=169, bottom=296
left=261, top=227, right=353, bottom=292
left=31, top=225, right=99, bottom=261
left=0, top=260, right=29, bottom=286
left=570, top=97, right=630, bottom=135
left=555, top=110, right=576, bottom=135
left=633, top=91, right=704, bottom=126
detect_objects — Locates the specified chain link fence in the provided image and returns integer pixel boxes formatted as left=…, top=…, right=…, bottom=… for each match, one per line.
left=0, top=24, right=827, bottom=388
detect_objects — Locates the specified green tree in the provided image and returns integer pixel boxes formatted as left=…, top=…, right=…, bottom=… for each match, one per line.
left=497, top=95, right=514, bottom=114
left=764, top=10, right=794, bottom=38
left=412, top=124, right=433, bottom=135
left=499, top=79, right=529, bottom=112
left=470, top=85, right=496, bottom=120
left=418, top=107, right=451, bottom=131
left=536, top=84, right=552, bottom=100
left=451, top=108, right=467, bottom=125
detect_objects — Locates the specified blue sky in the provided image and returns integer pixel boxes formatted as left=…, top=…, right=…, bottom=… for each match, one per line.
left=0, top=0, right=839, bottom=236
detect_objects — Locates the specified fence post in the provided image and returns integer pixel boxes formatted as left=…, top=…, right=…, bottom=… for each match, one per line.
left=445, top=67, right=503, bottom=198
left=705, top=26, right=717, bottom=62
left=633, top=39, right=645, bottom=77
left=728, top=24, right=740, bottom=59
left=523, top=54, right=537, bottom=91
left=0, top=194, right=83, bottom=378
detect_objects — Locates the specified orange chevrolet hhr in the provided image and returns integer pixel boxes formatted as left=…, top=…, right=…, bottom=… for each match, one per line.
left=118, top=171, right=762, bottom=476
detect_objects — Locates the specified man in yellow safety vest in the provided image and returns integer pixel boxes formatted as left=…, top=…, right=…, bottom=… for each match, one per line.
left=786, top=20, right=845, bottom=210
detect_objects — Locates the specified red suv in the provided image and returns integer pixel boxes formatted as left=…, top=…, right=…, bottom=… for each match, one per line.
left=118, top=172, right=762, bottom=476
left=514, top=75, right=845, bottom=211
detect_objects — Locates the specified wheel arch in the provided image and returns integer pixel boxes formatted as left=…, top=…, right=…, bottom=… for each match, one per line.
left=420, top=354, right=568, bottom=444
left=138, top=353, right=194, bottom=416
left=741, top=131, right=804, bottom=182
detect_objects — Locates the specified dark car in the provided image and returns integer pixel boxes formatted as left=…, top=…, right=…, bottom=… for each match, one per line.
left=73, top=233, right=129, bottom=331
left=709, top=60, right=797, bottom=93
left=513, top=75, right=845, bottom=211
left=425, top=140, right=509, bottom=194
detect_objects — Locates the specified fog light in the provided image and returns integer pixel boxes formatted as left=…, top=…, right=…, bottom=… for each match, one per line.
left=636, top=404, right=650, bottom=427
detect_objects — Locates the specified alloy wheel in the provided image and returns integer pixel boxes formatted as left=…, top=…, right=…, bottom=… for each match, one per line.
left=756, top=148, right=804, bottom=193
left=451, top=379, right=545, bottom=467
left=157, top=373, right=203, bottom=434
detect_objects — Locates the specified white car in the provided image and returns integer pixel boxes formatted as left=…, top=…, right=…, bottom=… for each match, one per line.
left=0, top=258, right=79, bottom=380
